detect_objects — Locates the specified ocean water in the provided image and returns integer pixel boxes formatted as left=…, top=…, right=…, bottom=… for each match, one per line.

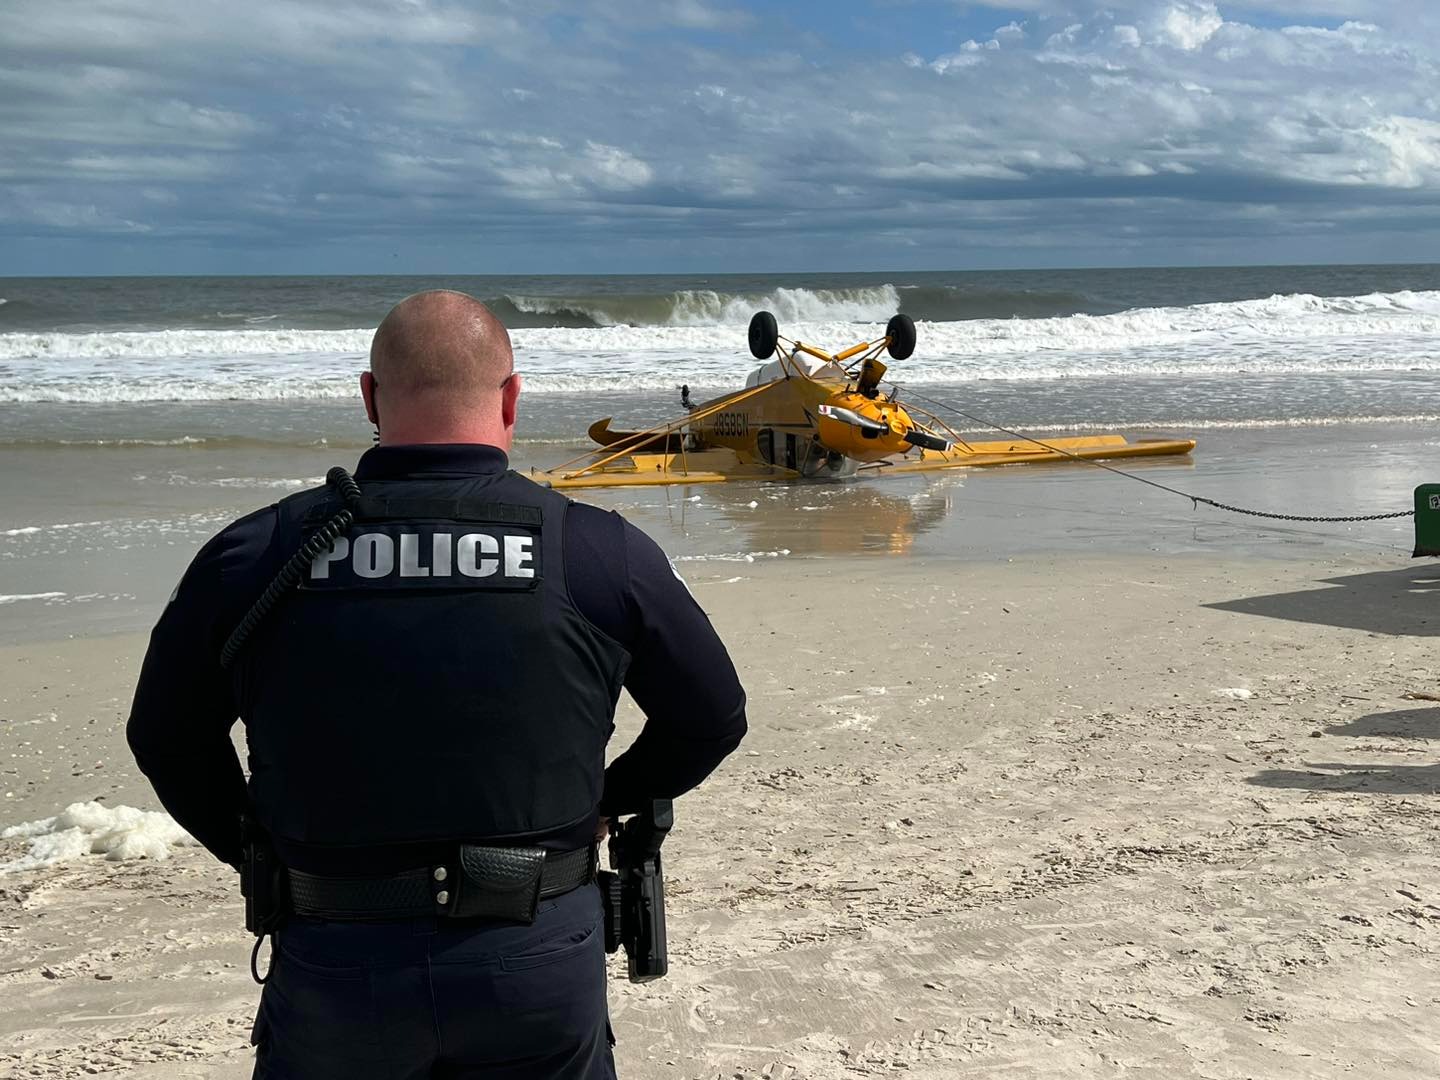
left=0, top=265, right=1434, bottom=641
left=3, top=266, right=1440, bottom=411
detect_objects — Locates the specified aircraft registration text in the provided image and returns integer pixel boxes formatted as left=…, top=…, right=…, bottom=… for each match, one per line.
left=710, top=412, right=750, bottom=438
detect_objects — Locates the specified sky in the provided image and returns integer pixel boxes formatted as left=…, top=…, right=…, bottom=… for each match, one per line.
left=2, top=0, right=1439, bottom=275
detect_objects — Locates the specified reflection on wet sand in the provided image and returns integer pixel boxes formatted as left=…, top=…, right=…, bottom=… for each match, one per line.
left=514, top=419, right=1419, bottom=567
left=653, top=478, right=958, bottom=557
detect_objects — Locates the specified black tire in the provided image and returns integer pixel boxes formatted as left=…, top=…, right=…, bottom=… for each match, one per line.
left=904, top=429, right=950, bottom=452
left=885, top=313, right=916, bottom=360
left=748, top=310, right=779, bottom=359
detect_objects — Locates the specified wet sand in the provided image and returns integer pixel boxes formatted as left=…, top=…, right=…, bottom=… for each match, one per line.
left=0, top=419, right=1423, bottom=646
left=3, top=551, right=1439, bottom=1078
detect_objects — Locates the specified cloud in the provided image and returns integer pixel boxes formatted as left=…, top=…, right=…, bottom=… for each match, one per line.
left=1155, top=2, right=1224, bottom=50
left=660, top=0, right=754, bottom=31
left=1363, top=117, right=1440, bottom=189
left=0, top=0, right=1437, bottom=271
left=583, top=142, right=655, bottom=191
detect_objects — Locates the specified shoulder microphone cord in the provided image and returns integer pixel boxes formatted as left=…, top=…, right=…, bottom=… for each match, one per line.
left=220, top=467, right=363, bottom=671
left=220, top=466, right=360, bottom=985
left=895, top=386, right=1415, bottom=525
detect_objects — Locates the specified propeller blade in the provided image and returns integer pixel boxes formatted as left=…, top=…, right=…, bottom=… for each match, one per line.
left=903, top=429, right=952, bottom=452
left=818, top=403, right=888, bottom=435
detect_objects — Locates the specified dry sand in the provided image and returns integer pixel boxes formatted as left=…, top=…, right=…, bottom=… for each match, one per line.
left=2, top=552, right=1438, bottom=1078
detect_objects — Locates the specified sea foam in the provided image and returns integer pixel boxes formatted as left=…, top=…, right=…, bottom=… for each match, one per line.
left=0, top=802, right=197, bottom=873
left=1, top=290, right=1438, bottom=402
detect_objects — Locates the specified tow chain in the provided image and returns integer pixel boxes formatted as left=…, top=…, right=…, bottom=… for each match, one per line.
left=898, top=387, right=1416, bottom=525
left=1182, top=497, right=1411, bottom=523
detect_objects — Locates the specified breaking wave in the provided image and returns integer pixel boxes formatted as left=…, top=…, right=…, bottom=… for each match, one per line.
left=1, top=289, right=1438, bottom=402
left=0, top=326, right=374, bottom=361
left=491, top=283, right=1099, bottom=326
left=0, top=283, right=1090, bottom=336
left=493, top=285, right=903, bottom=327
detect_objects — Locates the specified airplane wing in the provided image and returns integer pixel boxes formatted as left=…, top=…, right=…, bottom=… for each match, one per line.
left=532, top=434, right=1195, bottom=490
left=530, top=447, right=793, bottom=490
left=864, top=435, right=1198, bottom=475
left=530, top=371, right=1195, bottom=490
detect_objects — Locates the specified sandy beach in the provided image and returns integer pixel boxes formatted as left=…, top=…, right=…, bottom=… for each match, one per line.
left=3, top=546, right=1437, bottom=1078
left=0, top=269, right=1433, bottom=1080
left=6, top=0, right=1440, bottom=1071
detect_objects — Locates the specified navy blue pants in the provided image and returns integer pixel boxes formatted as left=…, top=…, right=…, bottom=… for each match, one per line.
left=251, top=885, right=615, bottom=1079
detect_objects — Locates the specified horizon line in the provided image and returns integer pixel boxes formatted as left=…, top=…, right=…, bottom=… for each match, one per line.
left=2, top=258, right=1439, bottom=281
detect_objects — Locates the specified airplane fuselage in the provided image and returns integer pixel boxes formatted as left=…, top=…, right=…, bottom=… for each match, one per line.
left=690, top=376, right=925, bottom=475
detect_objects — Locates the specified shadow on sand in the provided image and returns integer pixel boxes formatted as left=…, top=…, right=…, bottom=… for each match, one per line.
left=1325, top=707, right=1440, bottom=740
left=1249, top=707, right=1440, bottom=795
left=1206, top=564, right=1440, bottom=637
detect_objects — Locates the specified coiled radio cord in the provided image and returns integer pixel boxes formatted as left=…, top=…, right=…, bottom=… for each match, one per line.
left=219, top=467, right=362, bottom=670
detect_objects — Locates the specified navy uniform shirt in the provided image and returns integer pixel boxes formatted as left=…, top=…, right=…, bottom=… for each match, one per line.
left=127, top=444, right=748, bottom=869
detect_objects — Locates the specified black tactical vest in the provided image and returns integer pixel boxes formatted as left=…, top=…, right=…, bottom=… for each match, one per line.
left=234, top=468, right=629, bottom=864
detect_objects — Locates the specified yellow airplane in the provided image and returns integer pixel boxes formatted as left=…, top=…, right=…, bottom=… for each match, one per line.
left=530, top=312, right=1196, bottom=490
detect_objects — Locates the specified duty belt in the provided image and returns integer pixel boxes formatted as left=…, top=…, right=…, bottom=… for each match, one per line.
left=288, top=844, right=594, bottom=924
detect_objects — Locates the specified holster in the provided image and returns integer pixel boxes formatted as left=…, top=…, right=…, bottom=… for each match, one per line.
left=240, top=817, right=289, bottom=937
left=602, top=800, right=672, bottom=983
left=599, top=869, right=623, bottom=954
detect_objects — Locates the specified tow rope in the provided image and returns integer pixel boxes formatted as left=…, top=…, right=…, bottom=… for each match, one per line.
left=899, top=388, right=1415, bottom=525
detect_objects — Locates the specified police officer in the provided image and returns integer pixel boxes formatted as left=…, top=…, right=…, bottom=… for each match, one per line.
left=126, top=290, right=747, bottom=1079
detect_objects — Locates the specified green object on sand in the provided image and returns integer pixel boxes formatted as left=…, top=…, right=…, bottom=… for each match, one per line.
left=1414, top=485, right=1440, bottom=557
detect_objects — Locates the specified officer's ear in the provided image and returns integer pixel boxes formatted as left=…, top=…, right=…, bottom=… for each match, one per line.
left=501, top=372, right=521, bottom=431
left=360, top=372, right=380, bottom=426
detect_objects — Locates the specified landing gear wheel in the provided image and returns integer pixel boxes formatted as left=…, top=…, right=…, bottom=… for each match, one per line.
left=885, top=313, right=916, bottom=360
left=903, top=429, right=951, bottom=452
left=748, top=311, right=779, bottom=359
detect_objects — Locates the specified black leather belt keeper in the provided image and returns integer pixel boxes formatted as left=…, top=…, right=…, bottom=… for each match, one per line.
left=288, top=844, right=594, bottom=924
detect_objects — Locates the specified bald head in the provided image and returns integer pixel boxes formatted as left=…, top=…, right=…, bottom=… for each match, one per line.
left=370, top=290, right=513, bottom=400
left=363, top=291, right=520, bottom=447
